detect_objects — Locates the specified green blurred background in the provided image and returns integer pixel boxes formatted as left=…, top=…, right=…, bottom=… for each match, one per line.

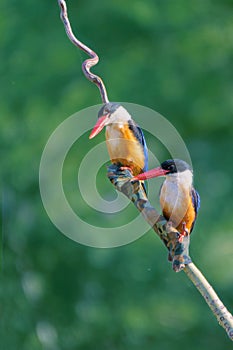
left=1, top=0, right=233, bottom=349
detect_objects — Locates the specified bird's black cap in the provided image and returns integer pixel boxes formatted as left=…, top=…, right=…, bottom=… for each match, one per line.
left=98, top=102, right=121, bottom=118
left=161, top=159, right=192, bottom=174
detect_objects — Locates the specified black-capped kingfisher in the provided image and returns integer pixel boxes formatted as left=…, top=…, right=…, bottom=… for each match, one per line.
left=133, top=159, right=200, bottom=242
left=89, top=103, right=148, bottom=176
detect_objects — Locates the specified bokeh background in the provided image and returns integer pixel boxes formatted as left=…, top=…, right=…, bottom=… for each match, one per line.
left=1, top=0, right=233, bottom=349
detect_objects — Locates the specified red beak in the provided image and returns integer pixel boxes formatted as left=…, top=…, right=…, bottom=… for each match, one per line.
left=89, top=115, right=109, bottom=139
left=132, top=167, right=169, bottom=181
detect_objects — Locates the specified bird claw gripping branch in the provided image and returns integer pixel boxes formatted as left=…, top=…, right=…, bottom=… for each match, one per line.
left=107, top=164, right=192, bottom=272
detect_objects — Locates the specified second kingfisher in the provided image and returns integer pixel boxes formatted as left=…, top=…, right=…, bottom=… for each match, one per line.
left=89, top=103, right=148, bottom=176
left=133, top=159, right=200, bottom=242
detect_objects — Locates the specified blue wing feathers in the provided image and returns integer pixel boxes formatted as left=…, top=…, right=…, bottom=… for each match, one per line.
left=128, top=119, right=148, bottom=171
left=191, top=188, right=201, bottom=214
left=190, top=188, right=200, bottom=233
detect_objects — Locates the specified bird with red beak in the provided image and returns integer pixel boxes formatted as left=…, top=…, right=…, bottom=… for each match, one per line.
left=132, top=159, right=200, bottom=242
left=89, top=103, right=148, bottom=176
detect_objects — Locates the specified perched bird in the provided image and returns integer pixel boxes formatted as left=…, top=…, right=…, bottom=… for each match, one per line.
left=89, top=102, right=148, bottom=176
left=132, top=159, right=200, bottom=241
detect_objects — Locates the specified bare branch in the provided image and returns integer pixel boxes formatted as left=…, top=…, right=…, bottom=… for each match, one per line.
left=58, top=0, right=109, bottom=103
left=185, top=263, right=233, bottom=340
left=107, top=164, right=233, bottom=341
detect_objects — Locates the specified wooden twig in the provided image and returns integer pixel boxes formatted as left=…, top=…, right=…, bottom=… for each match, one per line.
left=185, top=263, right=233, bottom=340
left=107, top=164, right=233, bottom=341
left=58, top=0, right=109, bottom=103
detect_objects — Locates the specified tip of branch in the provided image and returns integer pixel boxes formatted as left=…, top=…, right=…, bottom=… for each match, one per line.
left=58, top=0, right=66, bottom=14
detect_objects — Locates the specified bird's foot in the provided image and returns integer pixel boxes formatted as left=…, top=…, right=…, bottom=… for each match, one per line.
left=166, top=220, right=173, bottom=229
left=107, top=163, right=147, bottom=199
left=107, top=164, right=133, bottom=182
left=178, top=222, right=189, bottom=243
left=119, top=166, right=133, bottom=173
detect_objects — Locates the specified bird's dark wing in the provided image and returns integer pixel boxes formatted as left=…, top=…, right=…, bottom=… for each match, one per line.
left=190, top=188, right=200, bottom=233
left=191, top=188, right=201, bottom=215
left=128, top=119, right=148, bottom=171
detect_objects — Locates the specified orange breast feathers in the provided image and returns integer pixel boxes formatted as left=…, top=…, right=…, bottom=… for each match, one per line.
left=160, top=183, right=196, bottom=234
left=105, top=123, right=145, bottom=176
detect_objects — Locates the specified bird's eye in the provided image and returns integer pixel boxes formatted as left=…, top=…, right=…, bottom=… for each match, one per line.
left=169, top=164, right=176, bottom=171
